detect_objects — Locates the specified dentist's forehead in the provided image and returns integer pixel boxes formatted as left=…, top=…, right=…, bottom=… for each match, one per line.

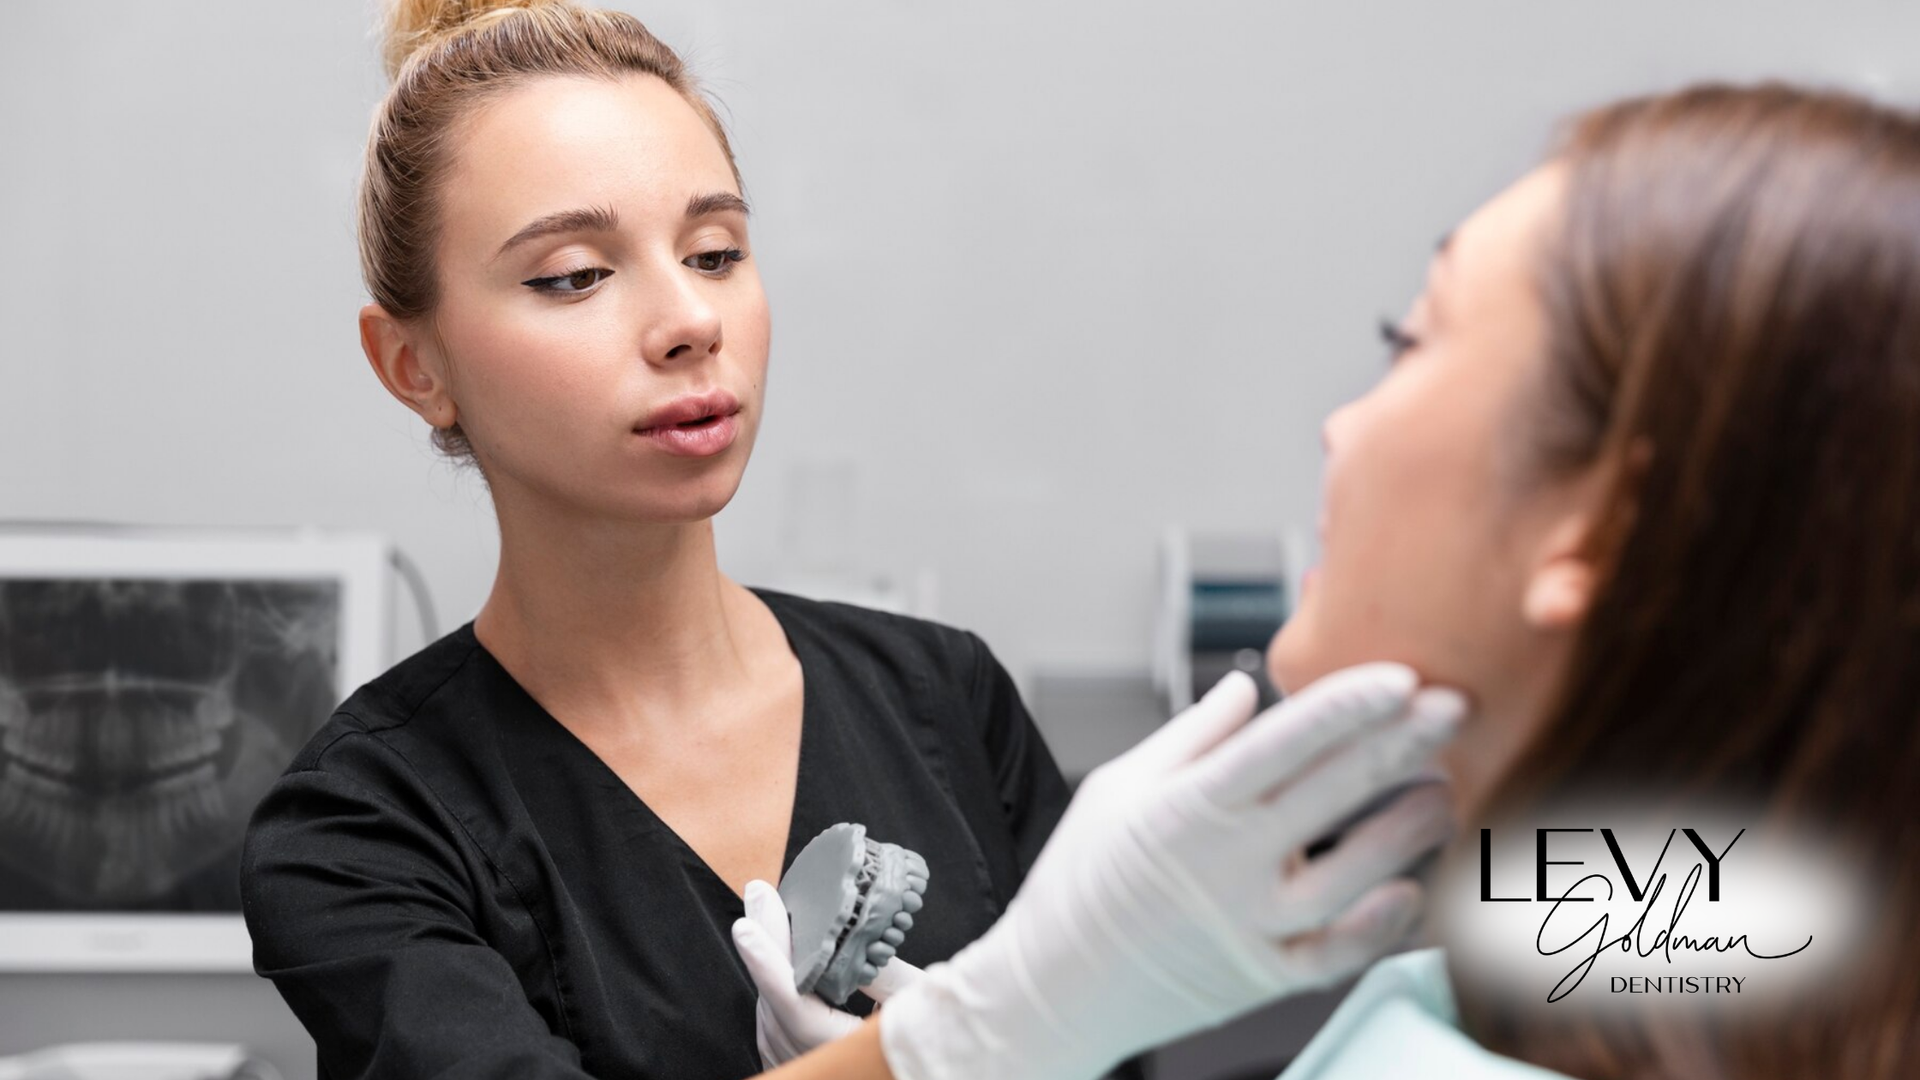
left=439, top=73, right=740, bottom=250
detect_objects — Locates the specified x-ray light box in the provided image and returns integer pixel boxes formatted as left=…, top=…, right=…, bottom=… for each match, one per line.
left=0, top=528, right=390, bottom=971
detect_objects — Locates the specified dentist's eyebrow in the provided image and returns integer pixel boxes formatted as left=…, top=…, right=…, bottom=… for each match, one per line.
left=494, top=204, right=619, bottom=260
left=687, top=191, right=750, bottom=219
left=493, top=195, right=748, bottom=261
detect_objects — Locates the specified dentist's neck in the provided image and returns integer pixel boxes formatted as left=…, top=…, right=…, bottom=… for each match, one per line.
left=471, top=481, right=760, bottom=727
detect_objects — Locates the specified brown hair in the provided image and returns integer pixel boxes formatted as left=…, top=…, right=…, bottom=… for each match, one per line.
left=1457, top=83, right=1920, bottom=1079
left=359, top=0, right=740, bottom=467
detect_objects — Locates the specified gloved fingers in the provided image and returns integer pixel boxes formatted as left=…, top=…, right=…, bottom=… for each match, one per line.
left=755, top=998, right=791, bottom=1069
left=736, top=918, right=865, bottom=1054
left=1254, top=686, right=1464, bottom=843
left=744, top=878, right=794, bottom=959
left=732, top=917, right=801, bottom=1007
left=757, top=993, right=846, bottom=1068
left=1272, top=876, right=1424, bottom=992
left=1118, top=670, right=1260, bottom=777
left=861, top=957, right=925, bottom=1002
left=1259, top=780, right=1454, bottom=936
left=1185, top=662, right=1420, bottom=807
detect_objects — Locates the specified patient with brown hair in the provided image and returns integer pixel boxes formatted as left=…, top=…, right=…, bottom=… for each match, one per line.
left=1263, top=82, right=1920, bottom=1080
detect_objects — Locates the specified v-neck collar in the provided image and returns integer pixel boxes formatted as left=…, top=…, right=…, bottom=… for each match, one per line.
left=459, top=587, right=819, bottom=911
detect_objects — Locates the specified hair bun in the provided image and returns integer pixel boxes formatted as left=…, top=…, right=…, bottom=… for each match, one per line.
left=381, top=0, right=572, bottom=80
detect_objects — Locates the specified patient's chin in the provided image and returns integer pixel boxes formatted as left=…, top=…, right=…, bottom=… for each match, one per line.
left=1264, top=620, right=1327, bottom=697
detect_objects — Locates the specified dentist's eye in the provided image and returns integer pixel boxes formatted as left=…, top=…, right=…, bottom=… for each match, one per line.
left=522, top=267, right=613, bottom=295
left=1378, top=316, right=1420, bottom=364
left=686, top=248, right=747, bottom=276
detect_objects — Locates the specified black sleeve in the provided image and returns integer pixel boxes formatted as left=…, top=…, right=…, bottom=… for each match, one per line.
left=959, top=631, right=1072, bottom=882
left=240, top=736, right=594, bottom=1080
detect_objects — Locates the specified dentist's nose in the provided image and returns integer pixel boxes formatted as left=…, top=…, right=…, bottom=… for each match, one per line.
left=642, top=273, right=724, bottom=367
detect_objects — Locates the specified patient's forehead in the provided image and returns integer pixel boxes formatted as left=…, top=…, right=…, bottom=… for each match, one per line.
left=1431, top=164, right=1566, bottom=320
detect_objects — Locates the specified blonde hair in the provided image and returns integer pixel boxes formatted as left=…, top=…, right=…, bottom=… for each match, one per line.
left=360, top=0, right=740, bottom=465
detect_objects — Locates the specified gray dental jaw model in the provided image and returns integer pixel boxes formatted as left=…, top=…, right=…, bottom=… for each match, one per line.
left=778, top=823, right=929, bottom=1006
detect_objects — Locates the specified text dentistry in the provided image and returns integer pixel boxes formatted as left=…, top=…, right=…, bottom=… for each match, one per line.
left=1609, top=976, right=1747, bottom=994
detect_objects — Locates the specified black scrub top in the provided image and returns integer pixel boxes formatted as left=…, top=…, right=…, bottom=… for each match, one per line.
left=241, top=589, right=1132, bottom=1080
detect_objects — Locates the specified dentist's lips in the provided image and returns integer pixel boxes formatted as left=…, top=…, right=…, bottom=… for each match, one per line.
left=634, top=391, right=741, bottom=458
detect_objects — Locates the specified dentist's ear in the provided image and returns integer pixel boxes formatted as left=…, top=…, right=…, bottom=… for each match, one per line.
left=360, top=302, right=455, bottom=427
left=1521, top=515, right=1597, bottom=630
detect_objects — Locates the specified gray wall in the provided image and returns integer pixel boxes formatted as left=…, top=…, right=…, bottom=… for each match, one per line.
left=3, top=2, right=1916, bottom=1077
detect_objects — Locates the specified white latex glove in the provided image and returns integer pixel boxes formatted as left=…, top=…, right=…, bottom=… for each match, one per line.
left=878, top=664, right=1464, bottom=1080
left=731, top=878, right=926, bottom=1068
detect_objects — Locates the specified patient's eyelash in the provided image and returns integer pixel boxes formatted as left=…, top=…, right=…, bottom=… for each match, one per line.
left=1378, top=316, right=1420, bottom=364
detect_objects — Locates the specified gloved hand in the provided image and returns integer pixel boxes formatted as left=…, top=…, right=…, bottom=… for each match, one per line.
left=732, top=880, right=926, bottom=1069
left=877, top=664, right=1464, bottom=1080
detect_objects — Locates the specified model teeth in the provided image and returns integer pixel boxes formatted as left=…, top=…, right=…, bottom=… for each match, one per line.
left=841, top=839, right=930, bottom=989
